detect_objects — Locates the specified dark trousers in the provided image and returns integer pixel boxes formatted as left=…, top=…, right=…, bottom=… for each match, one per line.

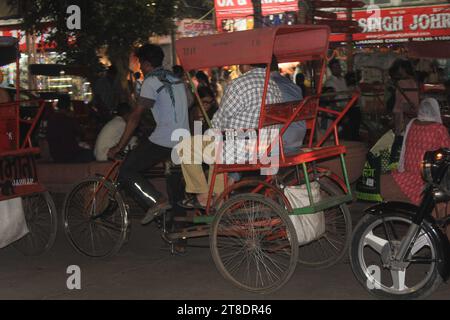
left=118, top=139, right=171, bottom=211
left=343, top=107, right=361, bottom=141
left=165, top=168, right=187, bottom=232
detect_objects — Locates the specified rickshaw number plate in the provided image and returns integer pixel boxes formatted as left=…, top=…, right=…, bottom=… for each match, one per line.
left=0, top=154, right=38, bottom=196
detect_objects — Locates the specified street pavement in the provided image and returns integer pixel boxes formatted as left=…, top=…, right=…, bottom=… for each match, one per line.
left=0, top=192, right=449, bottom=300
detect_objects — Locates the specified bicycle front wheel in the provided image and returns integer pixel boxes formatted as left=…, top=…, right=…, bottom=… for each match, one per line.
left=63, top=177, right=129, bottom=258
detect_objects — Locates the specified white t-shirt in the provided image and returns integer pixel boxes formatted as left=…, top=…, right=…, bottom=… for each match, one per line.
left=325, top=75, right=349, bottom=107
left=94, top=116, right=135, bottom=161
left=140, top=74, right=190, bottom=148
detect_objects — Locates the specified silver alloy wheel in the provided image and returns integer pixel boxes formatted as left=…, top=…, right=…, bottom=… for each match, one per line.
left=357, top=216, right=436, bottom=295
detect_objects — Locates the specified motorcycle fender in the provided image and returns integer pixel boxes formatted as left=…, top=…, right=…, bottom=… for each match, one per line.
left=365, top=201, right=450, bottom=282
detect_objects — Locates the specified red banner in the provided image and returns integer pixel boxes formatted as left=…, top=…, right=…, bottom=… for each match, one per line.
left=330, top=4, right=450, bottom=43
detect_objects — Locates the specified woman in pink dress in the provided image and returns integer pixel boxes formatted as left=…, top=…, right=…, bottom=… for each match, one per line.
left=391, top=98, right=450, bottom=205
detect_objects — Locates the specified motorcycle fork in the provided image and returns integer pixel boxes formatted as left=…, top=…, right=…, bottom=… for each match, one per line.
left=395, top=191, right=436, bottom=262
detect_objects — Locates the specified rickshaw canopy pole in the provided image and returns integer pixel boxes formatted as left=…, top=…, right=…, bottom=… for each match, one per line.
left=175, top=25, right=330, bottom=70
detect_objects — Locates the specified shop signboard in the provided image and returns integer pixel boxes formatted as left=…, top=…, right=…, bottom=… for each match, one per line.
left=330, top=4, right=450, bottom=44
left=214, top=0, right=298, bottom=31
left=177, top=19, right=216, bottom=38
left=0, top=27, right=54, bottom=52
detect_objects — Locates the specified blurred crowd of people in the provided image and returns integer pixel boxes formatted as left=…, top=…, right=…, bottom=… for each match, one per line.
left=37, top=53, right=450, bottom=166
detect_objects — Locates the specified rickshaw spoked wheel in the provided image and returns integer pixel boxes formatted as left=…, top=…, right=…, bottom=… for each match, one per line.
left=63, top=177, right=129, bottom=258
left=210, top=193, right=298, bottom=294
left=281, top=169, right=352, bottom=270
left=13, top=191, right=58, bottom=256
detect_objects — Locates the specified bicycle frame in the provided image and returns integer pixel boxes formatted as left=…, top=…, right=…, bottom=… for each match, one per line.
left=84, top=159, right=122, bottom=215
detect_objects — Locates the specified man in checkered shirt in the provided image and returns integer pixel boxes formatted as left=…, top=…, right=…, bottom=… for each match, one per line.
left=176, top=64, right=282, bottom=209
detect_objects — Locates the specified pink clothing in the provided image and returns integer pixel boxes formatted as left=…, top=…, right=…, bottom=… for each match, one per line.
left=392, top=122, right=450, bottom=205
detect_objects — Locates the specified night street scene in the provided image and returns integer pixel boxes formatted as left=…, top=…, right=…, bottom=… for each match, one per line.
left=0, top=0, right=450, bottom=306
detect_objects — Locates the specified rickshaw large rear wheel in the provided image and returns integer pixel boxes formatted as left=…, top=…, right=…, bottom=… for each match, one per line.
left=281, top=170, right=352, bottom=269
left=210, top=193, right=298, bottom=294
left=295, top=179, right=352, bottom=269
left=13, top=191, right=58, bottom=256
left=63, top=177, right=129, bottom=258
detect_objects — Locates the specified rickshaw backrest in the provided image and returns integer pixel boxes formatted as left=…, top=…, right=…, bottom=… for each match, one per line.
left=263, top=97, right=317, bottom=127
left=262, top=96, right=318, bottom=148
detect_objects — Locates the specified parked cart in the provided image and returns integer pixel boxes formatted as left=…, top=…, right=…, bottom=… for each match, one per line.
left=0, top=36, right=57, bottom=255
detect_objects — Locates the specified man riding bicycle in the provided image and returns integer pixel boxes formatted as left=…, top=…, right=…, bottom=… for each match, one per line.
left=108, top=43, right=190, bottom=225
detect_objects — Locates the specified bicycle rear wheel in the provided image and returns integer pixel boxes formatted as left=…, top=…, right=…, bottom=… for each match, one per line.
left=63, top=177, right=129, bottom=258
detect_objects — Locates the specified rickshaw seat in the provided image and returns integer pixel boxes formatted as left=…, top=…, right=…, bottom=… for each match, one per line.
left=215, top=144, right=346, bottom=174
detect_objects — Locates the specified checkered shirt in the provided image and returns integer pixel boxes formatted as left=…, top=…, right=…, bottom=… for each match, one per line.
left=209, top=68, right=282, bottom=166
left=211, top=68, right=282, bottom=130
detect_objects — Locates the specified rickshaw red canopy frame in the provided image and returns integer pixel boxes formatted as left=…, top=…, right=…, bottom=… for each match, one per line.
left=175, top=24, right=357, bottom=213
left=176, top=25, right=331, bottom=70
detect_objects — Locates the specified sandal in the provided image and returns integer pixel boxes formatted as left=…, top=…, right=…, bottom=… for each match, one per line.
left=178, top=196, right=206, bottom=210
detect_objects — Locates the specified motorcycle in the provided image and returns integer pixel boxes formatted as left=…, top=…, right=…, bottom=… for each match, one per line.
left=350, top=148, right=450, bottom=299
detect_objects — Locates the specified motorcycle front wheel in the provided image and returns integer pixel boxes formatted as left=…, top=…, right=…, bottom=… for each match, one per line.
left=350, top=212, right=443, bottom=300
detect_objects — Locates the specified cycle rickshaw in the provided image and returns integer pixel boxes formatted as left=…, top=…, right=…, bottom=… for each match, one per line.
left=0, top=36, right=57, bottom=255
left=62, top=25, right=359, bottom=293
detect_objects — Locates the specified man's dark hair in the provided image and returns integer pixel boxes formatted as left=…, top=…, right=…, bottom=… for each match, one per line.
left=328, top=58, right=340, bottom=69
left=136, top=43, right=164, bottom=68
left=197, top=86, right=215, bottom=99
left=195, top=71, right=210, bottom=84
left=116, top=103, right=132, bottom=117
left=399, top=59, right=415, bottom=77
left=173, top=65, right=185, bottom=78
left=57, top=94, right=71, bottom=110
